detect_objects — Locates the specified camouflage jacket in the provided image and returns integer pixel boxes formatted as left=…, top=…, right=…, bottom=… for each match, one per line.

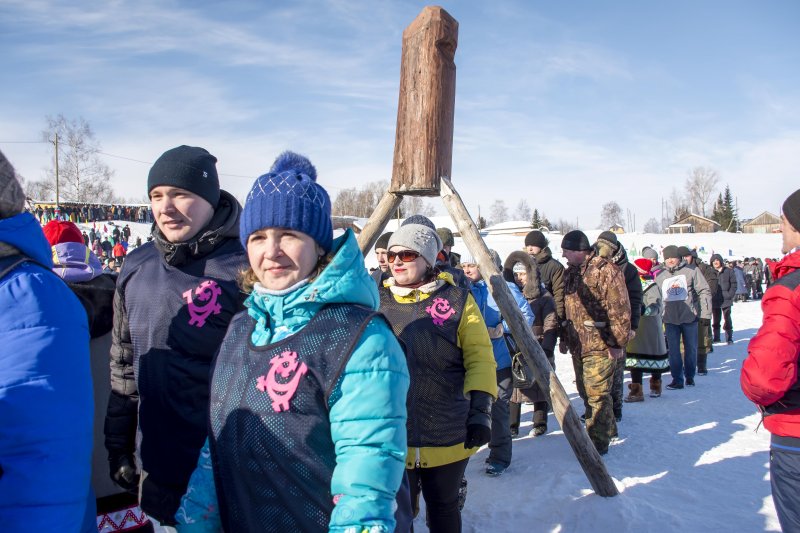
left=563, top=253, right=631, bottom=356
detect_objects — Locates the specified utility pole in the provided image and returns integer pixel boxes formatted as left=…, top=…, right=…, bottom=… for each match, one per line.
left=50, top=133, right=60, bottom=215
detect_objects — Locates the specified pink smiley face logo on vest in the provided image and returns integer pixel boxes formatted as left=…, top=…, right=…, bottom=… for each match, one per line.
left=425, top=297, right=456, bottom=326
left=256, top=351, right=308, bottom=412
left=182, top=280, right=223, bottom=328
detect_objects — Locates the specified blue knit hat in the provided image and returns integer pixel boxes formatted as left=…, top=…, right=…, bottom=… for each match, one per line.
left=240, top=151, right=333, bottom=252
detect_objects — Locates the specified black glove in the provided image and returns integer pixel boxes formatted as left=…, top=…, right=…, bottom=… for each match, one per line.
left=464, top=390, right=492, bottom=449
left=109, top=454, right=139, bottom=493
left=700, top=318, right=711, bottom=327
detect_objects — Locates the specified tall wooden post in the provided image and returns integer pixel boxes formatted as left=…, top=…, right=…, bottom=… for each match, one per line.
left=390, top=6, right=458, bottom=196
left=440, top=177, right=620, bottom=497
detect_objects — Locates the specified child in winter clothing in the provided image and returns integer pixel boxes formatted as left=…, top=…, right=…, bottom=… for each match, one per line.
left=624, top=258, right=669, bottom=400
left=176, top=152, right=409, bottom=533
left=379, top=216, right=497, bottom=533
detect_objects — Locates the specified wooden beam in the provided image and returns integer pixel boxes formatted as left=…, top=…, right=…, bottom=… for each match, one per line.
left=440, top=176, right=619, bottom=497
left=357, top=191, right=404, bottom=256
left=390, top=6, right=458, bottom=196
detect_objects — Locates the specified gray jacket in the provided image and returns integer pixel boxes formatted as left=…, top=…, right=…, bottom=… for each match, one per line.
left=626, top=281, right=667, bottom=356
left=655, top=260, right=712, bottom=324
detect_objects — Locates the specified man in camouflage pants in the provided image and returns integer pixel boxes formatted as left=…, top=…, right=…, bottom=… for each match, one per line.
left=559, top=230, right=631, bottom=455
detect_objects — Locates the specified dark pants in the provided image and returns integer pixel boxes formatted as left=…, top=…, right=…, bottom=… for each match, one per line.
left=408, top=459, right=469, bottom=533
left=712, top=307, right=733, bottom=340
left=509, top=401, right=548, bottom=432
left=771, top=441, right=800, bottom=532
left=488, top=367, right=513, bottom=467
left=666, top=321, right=698, bottom=385
left=630, top=369, right=663, bottom=384
left=611, top=355, right=625, bottom=417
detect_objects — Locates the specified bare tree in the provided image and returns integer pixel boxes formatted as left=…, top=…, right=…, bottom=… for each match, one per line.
left=643, top=217, right=661, bottom=234
left=666, top=187, right=690, bottom=224
left=514, top=199, right=532, bottom=221
left=553, top=218, right=576, bottom=234
left=41, top=114, right=115, bottom=203
left=599, top=201, right=622, bottom=230
left=489, top=199, right=508, bottom=226
left=400, top=195, right=436, bottom=218
left=686, top=166, right=720, bottom=217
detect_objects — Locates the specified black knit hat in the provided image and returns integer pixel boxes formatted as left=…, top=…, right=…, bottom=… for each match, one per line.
left=375, top=232, right=393, bottom=250
left=677, top=246, right=691, bottom=257
left=148, top=145, right=220, bottom=208
left=561, top=230, right=591, bottom=251
left=525, top=230, right=548, bottom=248
left=783, top=188, right=800, bottom=232
left=662, top=245, right=680, bottom=260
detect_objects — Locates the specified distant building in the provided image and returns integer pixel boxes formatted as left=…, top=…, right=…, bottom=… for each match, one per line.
left=609, top=223, right=625, bottom=234
left=482, top=220, right=534, bottom=236
left=742, top=211, right=780, bottom=234
left=667, top=213, right=721, bottom=234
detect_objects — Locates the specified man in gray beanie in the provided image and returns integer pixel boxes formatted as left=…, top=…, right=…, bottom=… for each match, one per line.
left=0, top=150, right=94, bottom=531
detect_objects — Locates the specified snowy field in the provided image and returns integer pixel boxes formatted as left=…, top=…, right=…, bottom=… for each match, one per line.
left=424, top=300, right=778, bottom=532
left=74, top=219, right=782, bottom=531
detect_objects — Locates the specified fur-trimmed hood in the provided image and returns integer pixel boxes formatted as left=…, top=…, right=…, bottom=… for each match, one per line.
left=503, top=250, right=541, bottom=300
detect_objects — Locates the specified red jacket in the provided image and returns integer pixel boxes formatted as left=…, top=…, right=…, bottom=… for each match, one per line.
left=112, top=243, right=126, bottom=258
left=741, top=249, right=800, bottom=437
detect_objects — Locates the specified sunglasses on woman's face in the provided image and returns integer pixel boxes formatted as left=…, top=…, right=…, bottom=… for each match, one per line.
left=387, top=250, right=421, bottom=264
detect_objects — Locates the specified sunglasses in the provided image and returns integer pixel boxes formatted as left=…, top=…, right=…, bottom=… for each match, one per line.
left=387, top=250, right=421, bottom=263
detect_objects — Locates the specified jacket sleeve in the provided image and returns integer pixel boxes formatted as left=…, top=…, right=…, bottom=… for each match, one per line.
left=503, top=282, right=534, bottom=332
left=741, top=286, right=800, bottom=406
left=551, top=263, right=566, bottom=321
left=457, top=293, right=498, bottom=397
left=626, top=265, right=643, bottom=331
left=694, top=269, right=712, bottom=320
left=328, top=317, right=410, bottom=533
left=605, top=265, right=631, bottom=349
left=175, top=439, right=221, bottom=532
left=104, top=278, right=138, bottom=462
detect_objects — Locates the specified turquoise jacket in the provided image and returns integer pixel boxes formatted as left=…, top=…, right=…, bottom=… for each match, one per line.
left=176, top=230, right=409, bottom=533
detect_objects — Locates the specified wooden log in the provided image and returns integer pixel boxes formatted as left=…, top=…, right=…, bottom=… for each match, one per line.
left=357, top=191, right=404, bottom=255
left=440, top=177, right=619, bottom=497
left=390, top=6, right=458, bottom=196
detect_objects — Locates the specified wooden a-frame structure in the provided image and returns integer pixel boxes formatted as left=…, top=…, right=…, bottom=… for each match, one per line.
left=356, top=6, right=618, bottom=497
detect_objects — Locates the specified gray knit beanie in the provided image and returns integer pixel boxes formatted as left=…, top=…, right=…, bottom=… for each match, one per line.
left=388, top=223, right=443, bottom=267
left=0, top=150, right=26, bottom=219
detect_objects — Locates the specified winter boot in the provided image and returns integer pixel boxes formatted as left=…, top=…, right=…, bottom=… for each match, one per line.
left=697, top=353, right=708, bottom=375
left=624, top=383, right=644, bottom=402
left=650, top=378, right=662, bottom=398
left=713, top=327, right=721, bottom=344
left=726, top=331, right=733, bottom=345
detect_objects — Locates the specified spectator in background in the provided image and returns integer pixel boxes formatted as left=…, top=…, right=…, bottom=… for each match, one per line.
left=710, top=253, right=737, bottom=345
left=685, top=249, right=718, bottom=374
left=371, top=231, right=393, bottom=286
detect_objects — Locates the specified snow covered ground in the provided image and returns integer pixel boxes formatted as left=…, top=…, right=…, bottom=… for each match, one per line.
left=424, top=300, right=779, bottom=532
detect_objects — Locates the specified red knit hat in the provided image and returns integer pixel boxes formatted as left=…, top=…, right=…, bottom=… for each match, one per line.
left=634, top=257, right=654, bottom=276
left=43, top=220, right=84, bottom=246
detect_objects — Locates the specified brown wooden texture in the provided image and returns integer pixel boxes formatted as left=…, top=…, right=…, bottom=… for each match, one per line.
left=356, top=191, right=403, bottom=255
left=439, top=177, right=620, bottom=497
left=390, top=6, right=458, bottom=196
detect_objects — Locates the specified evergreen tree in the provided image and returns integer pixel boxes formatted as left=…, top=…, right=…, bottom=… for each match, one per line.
left=477, top=215, right=487, bottom=230
left=531, top=208, right=542, bottom=228
left=711, top=185, right=738, bottom=232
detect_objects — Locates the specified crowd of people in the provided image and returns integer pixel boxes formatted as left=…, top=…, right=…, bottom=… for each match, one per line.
left=1, top=144, right=799, bottom=533
left=30, top=202, right=154, bottom=225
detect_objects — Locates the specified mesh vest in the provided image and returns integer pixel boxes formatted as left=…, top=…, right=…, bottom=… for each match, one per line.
left=379, top=283, right=469, bottom=447
left=209, top=304, right=378, bottom=532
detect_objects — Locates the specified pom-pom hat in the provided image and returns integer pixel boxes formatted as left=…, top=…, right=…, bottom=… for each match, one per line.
left=43, top=220, right=84, bottom=246
left=240, top=151, right=333, bottom=253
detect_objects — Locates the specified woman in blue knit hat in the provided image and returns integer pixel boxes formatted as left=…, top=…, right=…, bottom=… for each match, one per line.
left=174, top=152, right=409, bottom=533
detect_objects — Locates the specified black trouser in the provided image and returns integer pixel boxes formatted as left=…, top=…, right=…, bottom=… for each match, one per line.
left=509, top=401, right=549, bottom=432
left=630, top=369, right=663, bottom=384
left=408, top=458, right=470, bottom=533
left=712, top=306, right=732, bottom=339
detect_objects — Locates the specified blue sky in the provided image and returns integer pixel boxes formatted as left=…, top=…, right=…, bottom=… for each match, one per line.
left=1, top=0, right=798, bottom=228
